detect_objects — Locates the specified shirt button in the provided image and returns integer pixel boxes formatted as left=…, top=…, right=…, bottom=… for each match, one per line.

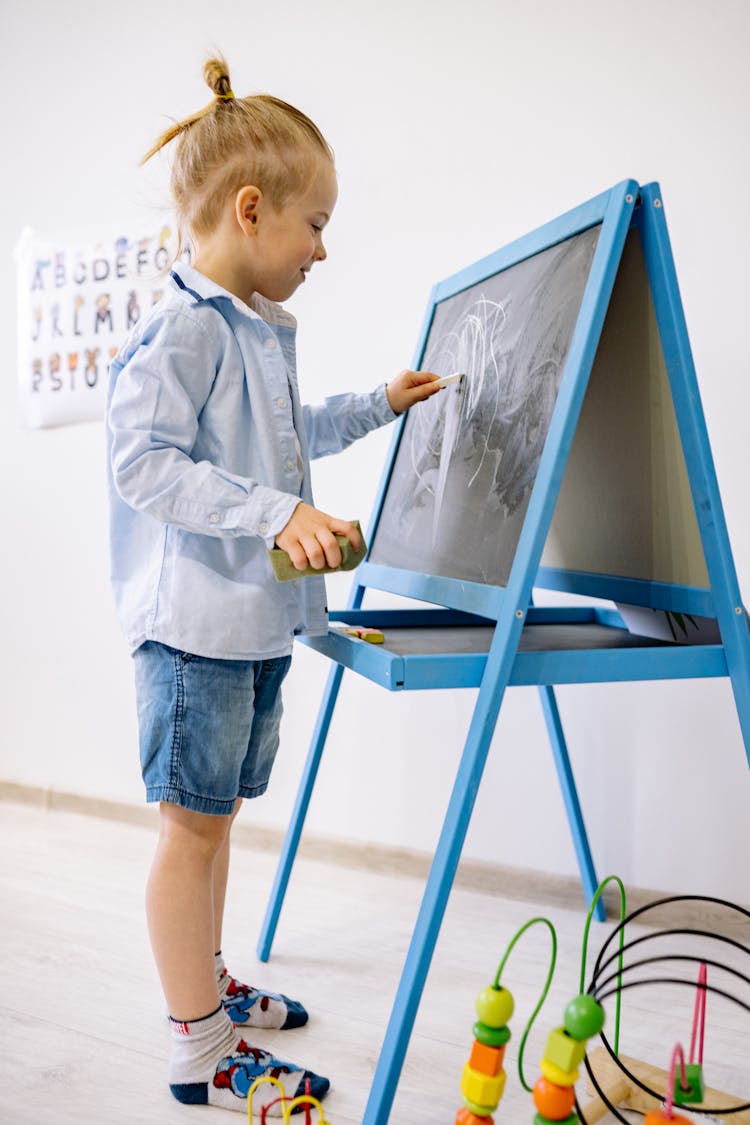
left=259, top=520, right=269, bottom=534
left=264, top=338, right=277, bottom=350
left=209, top=512, right=220, bottom=524
left=277, top=397, right=288, bottom=409
left=286, top=458, right=295, bottom=470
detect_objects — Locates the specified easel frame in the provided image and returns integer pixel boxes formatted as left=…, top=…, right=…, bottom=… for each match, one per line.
left=256, top=180, right=750, bottom=1124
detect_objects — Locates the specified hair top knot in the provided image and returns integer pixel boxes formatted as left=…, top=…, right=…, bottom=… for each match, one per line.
left=203, top=55, right=233, bottom=100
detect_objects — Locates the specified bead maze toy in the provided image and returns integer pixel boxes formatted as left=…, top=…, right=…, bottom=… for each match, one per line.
left=456, top=877, right=749, bottom=1124
left=581, top=882, right=750, bottom=1123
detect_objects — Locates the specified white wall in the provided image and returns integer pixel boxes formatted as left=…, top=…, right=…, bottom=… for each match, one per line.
left=2, top=0, right=749, bottom=902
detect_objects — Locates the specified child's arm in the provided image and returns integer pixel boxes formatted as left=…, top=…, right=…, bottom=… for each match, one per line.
left=302, top=371, right=441, bottom=460
left=273, top=502, right=361, bottom=572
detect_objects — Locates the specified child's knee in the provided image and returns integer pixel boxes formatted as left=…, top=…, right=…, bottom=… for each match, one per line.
left=158, top=801, right=233, bottom=855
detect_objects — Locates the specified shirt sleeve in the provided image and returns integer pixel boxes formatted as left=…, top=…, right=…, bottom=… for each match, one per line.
left=108, top=307, right=300, bottom=544
left=302, top=383, right=398, bottom=460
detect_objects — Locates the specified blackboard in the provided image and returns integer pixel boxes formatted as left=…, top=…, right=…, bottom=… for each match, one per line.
left=369, top=226, right=600, bottom=586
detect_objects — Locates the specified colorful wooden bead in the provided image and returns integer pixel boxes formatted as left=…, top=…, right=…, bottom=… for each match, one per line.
left=461, top=1093, right=499, bottom=1117
left=532, top=1075, right=576, bottom=1119
left=563, top=994, right=605, bottom=1040
left=455, top=1109, right=494, bottom=1125
left=644, top=1113, right=693, bottom=1124
left=469, top=1039, right=505, bottom=1076
left=460, top=1062, right=506, bottom=1107
left=539, top=1057, right=579, bottom=1086
left=544, top=1026, right=587, bottom=1072
left=473, top=1021, right=511, bottom=1048
left=475, top=985, right=515, bottom=1028
left=533, top=1115, right=579, bottom=1125
left=673, top=1061, right=705, bottom=1104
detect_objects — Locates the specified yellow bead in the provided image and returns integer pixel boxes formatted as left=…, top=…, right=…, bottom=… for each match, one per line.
left=544, top=1026, right=586, bottom=1072
left=460, top=1062, right=506, bottom=1108
left=539, top=1057, right=580, bottom=1086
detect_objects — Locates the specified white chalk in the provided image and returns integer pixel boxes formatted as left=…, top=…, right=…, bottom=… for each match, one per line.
left=436, top=371, right=465, bottom=388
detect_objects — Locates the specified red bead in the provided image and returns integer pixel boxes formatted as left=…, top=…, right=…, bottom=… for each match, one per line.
left=455, top=1109, right=494, bottom=1125
left=533, top=1076, right=576, bottom=1119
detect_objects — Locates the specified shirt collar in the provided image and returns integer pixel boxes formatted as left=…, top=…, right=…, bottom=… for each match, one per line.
left=169, top=260, right=297, bottom=329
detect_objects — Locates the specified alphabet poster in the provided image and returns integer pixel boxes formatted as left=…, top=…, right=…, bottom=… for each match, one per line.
left=15, top=224, right=189, bottom=428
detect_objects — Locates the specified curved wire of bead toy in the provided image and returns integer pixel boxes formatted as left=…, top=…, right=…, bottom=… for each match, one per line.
left=579, top=892, right=750, bottom=1124
left=247, top=1074, right=329, bottom=1124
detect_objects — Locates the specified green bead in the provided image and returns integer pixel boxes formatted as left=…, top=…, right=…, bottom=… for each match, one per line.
left=674, top=1063, right=705, bottom=1105
left=461, top=1093, right=497, bottom=1117
left=473, top=1020, right=511, bottom=1047
left=475, top=985, right=515, bottom=1028
left=534, top=1115, right=579, bottom=1125
left=563, top=994, right=605, bottom=1040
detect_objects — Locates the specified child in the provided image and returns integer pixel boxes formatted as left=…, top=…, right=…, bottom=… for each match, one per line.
left=106, top=55, right=441, bottom=1115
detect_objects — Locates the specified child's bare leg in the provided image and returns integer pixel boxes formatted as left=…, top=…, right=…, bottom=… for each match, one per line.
left=147, top=800, right=326, bottom=1113
left=146, top=801, right=230, bottom=1020
left=212, top=799, right=241, bottom=954
left=211, top=800, right=309, bottom=1031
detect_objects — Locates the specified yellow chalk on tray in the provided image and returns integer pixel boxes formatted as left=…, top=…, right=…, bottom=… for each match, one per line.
left=341, top=625, right=385, bottom=644
left=268, top=520, right=366, bottom=581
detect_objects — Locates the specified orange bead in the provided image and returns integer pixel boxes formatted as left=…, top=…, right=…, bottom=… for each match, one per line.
left=455, top=1109, right=494, bottom=1125
left=644, top=1114, right=693, bottom=1124
left=533, top=1076, right=576, bottom=1120
left=469, top=1039, right=506, bottom=1077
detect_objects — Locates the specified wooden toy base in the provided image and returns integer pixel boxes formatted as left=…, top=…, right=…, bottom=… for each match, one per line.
left=582, top=1046, right=750, bottom=1123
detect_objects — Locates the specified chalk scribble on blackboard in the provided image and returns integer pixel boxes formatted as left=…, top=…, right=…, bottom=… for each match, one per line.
left=370, top=226, right=600, bottom=586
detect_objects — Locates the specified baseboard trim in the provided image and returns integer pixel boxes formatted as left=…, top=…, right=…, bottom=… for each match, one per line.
left=2, top=781, right=745, bottom=934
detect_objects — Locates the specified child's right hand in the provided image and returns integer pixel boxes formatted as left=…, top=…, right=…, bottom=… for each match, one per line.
left=275, top=502, right=362, bottom=571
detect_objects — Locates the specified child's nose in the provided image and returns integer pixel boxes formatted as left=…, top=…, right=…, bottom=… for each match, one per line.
left=315, top=238, right=327, bottom=262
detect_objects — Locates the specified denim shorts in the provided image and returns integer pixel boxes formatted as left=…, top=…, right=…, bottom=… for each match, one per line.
left=133, top=641, right=292, bottom=816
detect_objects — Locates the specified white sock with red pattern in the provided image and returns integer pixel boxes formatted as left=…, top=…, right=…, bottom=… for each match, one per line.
left=215, top=951, right=308, bottom=1030
left=168, top=1005, right=328, bottom=1113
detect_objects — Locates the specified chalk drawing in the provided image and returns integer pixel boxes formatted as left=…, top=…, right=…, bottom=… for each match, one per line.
left=370, top=226, right=600, bottom=586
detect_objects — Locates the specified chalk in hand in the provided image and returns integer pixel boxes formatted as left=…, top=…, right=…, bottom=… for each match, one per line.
left=435, top=371, right=465, bottom=389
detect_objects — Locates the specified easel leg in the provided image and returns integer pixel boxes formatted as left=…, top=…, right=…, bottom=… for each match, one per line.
left=257, top=662, right=345, bottom=962
left=538, top=684, right=605, bottom=921
left=362, top=675, right=507, bottom=1124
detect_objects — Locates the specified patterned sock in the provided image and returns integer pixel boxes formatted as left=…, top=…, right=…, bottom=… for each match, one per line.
left=168, top=1005, right=329, bottom=1114
left=215, top=952, right=308, bottom=1030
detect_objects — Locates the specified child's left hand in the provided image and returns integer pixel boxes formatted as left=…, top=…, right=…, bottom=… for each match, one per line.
left=386, top=370, right=443, bottom=415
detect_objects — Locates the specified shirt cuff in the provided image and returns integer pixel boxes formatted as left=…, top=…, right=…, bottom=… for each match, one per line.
left=247, top=491, right=301, bottom=548
left=373, top=382, right=400, bottom=423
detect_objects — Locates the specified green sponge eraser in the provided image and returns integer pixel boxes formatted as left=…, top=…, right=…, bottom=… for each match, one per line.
left=268, top=520, right=367, bottom=581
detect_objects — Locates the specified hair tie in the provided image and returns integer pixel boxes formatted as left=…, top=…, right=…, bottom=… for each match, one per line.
left=216, top=90, right=235, bottom=101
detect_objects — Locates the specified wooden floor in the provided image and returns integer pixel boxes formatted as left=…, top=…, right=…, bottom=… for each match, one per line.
left=1, top=801, right=747, bottom=1124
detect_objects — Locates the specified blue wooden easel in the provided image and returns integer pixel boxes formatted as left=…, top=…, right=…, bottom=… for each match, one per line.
left=257, top=180, right=750, bottom=1124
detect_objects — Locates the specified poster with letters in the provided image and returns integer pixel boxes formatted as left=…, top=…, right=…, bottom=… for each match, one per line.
left=15, top=224, right=189, bottom=428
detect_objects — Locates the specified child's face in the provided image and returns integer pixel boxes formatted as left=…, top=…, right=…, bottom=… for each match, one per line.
left=251, top=161, right=338, bottom=303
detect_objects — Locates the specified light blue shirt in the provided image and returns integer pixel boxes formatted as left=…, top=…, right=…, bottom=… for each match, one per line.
left=106, top=261, right=396, bottom=660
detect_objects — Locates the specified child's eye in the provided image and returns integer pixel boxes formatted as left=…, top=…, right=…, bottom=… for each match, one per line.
left=311, top=224, right=322, bottom=233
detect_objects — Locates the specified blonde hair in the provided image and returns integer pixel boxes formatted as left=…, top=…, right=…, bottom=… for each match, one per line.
left=143, top=55, right=335, bottom=248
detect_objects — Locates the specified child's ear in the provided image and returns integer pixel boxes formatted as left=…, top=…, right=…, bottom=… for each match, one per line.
left=235, top=186, right=263, bottom=235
